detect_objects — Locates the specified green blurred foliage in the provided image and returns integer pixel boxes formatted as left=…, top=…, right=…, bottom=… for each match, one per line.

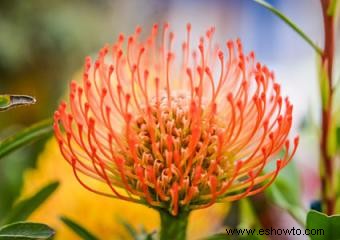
left=0, top=181, right=58, bottom=239
left=0, top=0, right=117, bottom=219
left=0, top=0, right=169, bottom=230
left=0, top=0, right=117, bottom=127
left=264, top=161, right=306, bottom=226
left=0, top=147, right=35, bottom=218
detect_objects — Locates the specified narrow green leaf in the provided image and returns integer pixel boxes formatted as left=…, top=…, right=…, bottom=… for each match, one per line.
left=2, top=182, right=59, bottom=225
left=60, top=216, right=99, bottom=240
left=252, top=0, right=322, bottom=55
left=306, top=210, right=340, bottom=239
left=0, top=222, right=54, bottom=240
left=118, top=219, right=156, bottom=240
left=118, top=218, right=137, bottom=238
left=0, top=95, right=36, bottom=112
left=0, top=118, right=53, bottom=159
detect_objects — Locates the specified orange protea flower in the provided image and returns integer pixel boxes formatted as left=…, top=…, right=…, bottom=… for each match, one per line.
left=54, top=23, right=298, bottom=217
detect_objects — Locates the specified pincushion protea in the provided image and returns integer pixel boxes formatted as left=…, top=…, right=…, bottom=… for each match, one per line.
left=54, top=23, right=298, bottom=238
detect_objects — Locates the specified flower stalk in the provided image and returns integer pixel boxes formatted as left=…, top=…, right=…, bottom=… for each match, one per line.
left=320, top=0, right=336, bottom=215
left=159, top=210, right=190, bottom=240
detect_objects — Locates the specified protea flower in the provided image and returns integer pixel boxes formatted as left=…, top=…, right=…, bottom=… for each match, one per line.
left=54, top=23, right=298, bottom=239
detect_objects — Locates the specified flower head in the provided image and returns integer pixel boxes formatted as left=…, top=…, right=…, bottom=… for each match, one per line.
left=54, top=23, right=298, bottom=216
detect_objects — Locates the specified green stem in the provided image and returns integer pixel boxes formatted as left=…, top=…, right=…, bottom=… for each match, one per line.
left=159, top=210, right=190, bottom=240
left=320, top=0, right=336, bottom=216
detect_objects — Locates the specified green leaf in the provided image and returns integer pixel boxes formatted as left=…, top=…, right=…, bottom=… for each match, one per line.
left=2, top=182, right=59, bottom=225
left=306, top=210, right=340, bottom=240
left=60, top=216, right=99, bottom=240
left=0, top=95, right=36, bottom=112
left=265, top=161, right=306, bottom=226
left=252, top=0, right=322, bottom=55
left=118, top=218, right=137, bottom=238
left=117, top=218, right=156, bottom=240
left=0, top=119, right=53, bottom=159
left=0, top=222, right=54, bottom=240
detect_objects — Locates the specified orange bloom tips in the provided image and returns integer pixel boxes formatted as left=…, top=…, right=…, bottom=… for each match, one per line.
left=54, top=23, right=298, bottom=217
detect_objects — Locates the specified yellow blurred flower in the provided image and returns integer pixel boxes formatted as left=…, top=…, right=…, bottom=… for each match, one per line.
left=21, top=138, right=229, bottom=239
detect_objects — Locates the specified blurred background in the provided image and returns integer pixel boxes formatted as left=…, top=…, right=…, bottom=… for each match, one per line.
left=0, top=0, right=339, bottom=239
